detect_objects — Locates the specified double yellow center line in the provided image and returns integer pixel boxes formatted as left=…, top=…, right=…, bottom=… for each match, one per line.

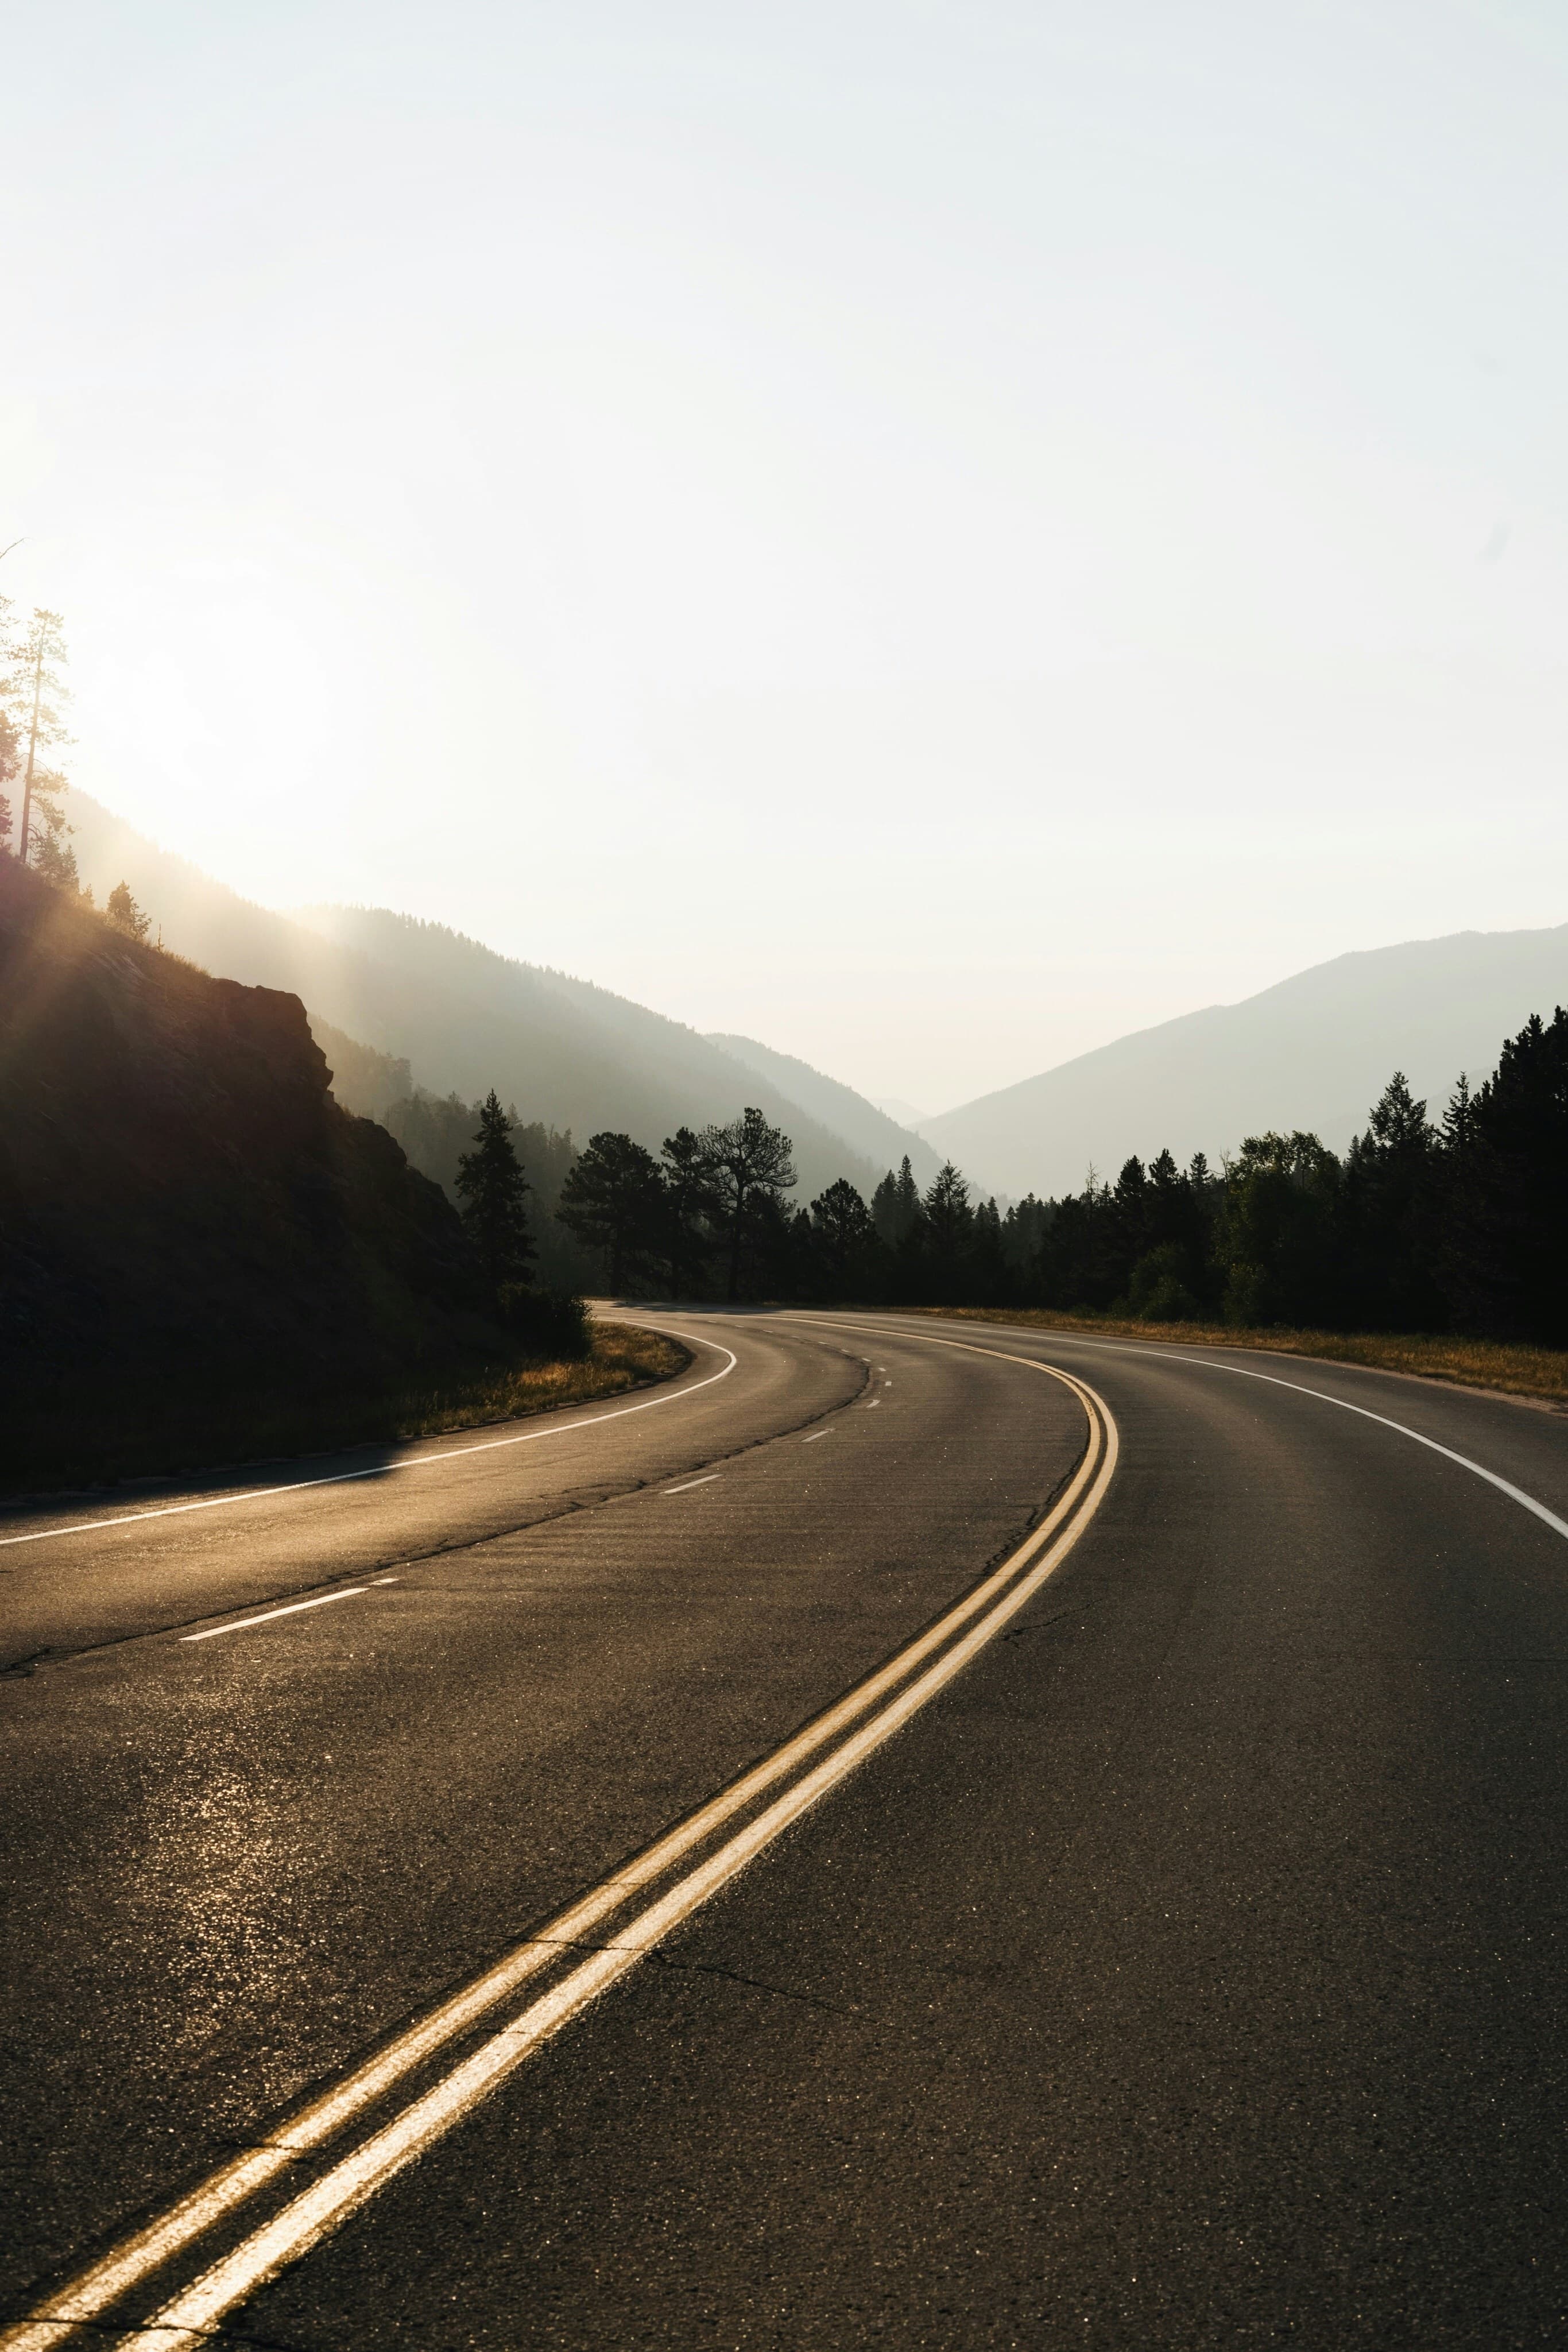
left=2, top=1345, right=1116, bottom=2351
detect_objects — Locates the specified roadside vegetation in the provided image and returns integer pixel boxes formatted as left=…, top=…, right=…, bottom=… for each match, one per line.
left=3, top=1325, right=686, bottom=1501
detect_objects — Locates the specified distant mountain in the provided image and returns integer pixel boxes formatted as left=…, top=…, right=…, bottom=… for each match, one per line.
left=706, top=1034, right=942, bottom=1189
left=924, top=924, right=1568, bottom=1199
left=66, top=794, right=889, bottom=1200
left=874, top=1096, right=933, bottom=1132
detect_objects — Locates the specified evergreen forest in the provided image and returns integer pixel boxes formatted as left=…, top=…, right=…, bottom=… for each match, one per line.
left=387, top=1008, right=1568, bottom=1349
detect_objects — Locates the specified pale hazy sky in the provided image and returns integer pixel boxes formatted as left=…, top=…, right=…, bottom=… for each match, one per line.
left=5, top=2, right=1566, bottom=1111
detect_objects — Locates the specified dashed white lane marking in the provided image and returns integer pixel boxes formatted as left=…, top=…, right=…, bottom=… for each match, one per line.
left=179, top=1591, right=368, bottom=1643
left=865, top=1398, right=881, bottom=1408
left=663, top=1475, right=721, bottom=1495
left=371, top=1576, right=400, bottom=1586
left=802, top=1431, right=831, bottom=1444
left=0, top=1335, right=739, bottom=1552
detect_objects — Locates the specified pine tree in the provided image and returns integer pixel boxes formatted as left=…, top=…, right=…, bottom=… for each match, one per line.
left=808, top=1178, right=876, bottom=1296
left=0, top=636, right=17, bottom=855
left=871, top=1155, right=923, bottom=1248
left=454, top=1091, right=535, bottom=1298
left=659, top=1126, right=718, bottom=1297
left=923, top=1161, right=973, bottom=1257
left=106, top=881, right=152, bottom=941
left=699, top=1108, right=796, bottom=1300
left=28, top=775, right=79, bottom=889
left=557, top=1131, right=664, bottom=1293
left=1002, top=1194, right=1051, bottom=1294
left=3, top=609, right=71, bottom=871
left=1441, top=1073, right=1474, bottom=1154
left=870, top=1169, right=900, bottom=1245
left=1448, top=1011, right=1568, bottom=1341
left=1340, top=1071, right=1442, bottom=1329
left=969, top=1196, right=1009, bottom=1303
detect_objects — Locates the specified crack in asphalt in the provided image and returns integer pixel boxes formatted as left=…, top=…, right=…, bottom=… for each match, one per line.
left=641, top=1948, right=860, bottom=2017
left=516, top=1931, right=859, bottom=2018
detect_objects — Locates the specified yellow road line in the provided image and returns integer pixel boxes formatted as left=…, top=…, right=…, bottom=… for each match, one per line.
left=128, top=1371, right=1118, bottom=2350
left=1, top=1353, right=1114, bottom=2352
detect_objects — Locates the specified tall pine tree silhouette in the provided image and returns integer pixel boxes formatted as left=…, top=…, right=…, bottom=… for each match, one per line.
left=557, top=1131, right=664, bottom=1293
left=699, top=1108, right=795, bottom=1299
left=455, top=1091, right=534, bottom=1298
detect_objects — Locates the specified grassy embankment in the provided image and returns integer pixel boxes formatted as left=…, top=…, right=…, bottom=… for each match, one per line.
left=908, top=1306, right=1568, bottom=1409
left=4, top=1324, right=688, bottom=1501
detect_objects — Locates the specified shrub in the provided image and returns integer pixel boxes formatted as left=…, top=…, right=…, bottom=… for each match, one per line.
left=498, top=1283, right=591, bottom=1361
left=1124, top=1242, right=1201, bottom=1322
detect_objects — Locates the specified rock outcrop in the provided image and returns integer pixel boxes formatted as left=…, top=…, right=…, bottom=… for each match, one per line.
left=0, top=858, right=479, bottom=1424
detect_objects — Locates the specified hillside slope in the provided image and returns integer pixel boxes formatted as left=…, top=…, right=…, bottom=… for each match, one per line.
left=68, top=795, right=888, bottom=1200
left=926, top=923, right=1568, bottom=1197
left=705, top=1033, right=941, bottom=1187
left=0, top=858, right=477, bottom=1433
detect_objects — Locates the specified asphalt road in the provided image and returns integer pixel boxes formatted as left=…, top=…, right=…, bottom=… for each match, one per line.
left=5, top=1309, right=1568, bottom=2347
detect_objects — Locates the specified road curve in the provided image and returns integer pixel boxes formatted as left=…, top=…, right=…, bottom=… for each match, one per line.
left=5, top=1309, right=1568, bottom=2346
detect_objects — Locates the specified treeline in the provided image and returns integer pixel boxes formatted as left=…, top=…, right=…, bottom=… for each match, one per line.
left=389, top=1094, right=804, bottom=1304
left=474, top=1007, right=1568, bottom=1349
left=1015, top=1011, right=1568, bottom=1344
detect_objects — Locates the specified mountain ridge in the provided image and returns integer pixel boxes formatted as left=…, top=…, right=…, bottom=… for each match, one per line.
left=704, top=1032, right=941, bottom=1187
left=925, top=921, right=1568, bottom=1197
left=65, top=794, right=898, bottom=1201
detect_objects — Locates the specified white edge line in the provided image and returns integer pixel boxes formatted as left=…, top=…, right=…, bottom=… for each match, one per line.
left=0, top=1334, right=738, bottom=1552
left=803, top=1313, right=1568, bottom=1548
left=125, top=1381, right=1120, bottom=2347
left=179, top=1590, right=369, bottom=1643
left=1067, top=1337, right=1568, bottom=1542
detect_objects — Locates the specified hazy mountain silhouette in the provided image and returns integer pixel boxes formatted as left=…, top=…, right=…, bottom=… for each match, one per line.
left=874, top=1096, right=934, bottom=1132
left=705, top=1034, right=941, bottom=1187
left=67, top=794, right=888, bottom=1199
left=926, top=925, right=1568, bottom=1198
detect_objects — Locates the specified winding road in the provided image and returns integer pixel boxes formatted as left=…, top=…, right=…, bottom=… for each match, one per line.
left=4, top=1309, right=1568, bottom=2347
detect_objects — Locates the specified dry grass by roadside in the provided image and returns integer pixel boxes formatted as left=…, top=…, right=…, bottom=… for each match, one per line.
left=386, top=1323, right=687, bottom=1438
left=906, top=1306, right=1568, bottom=1410
left=2, top=1324, right=689, bottom=1501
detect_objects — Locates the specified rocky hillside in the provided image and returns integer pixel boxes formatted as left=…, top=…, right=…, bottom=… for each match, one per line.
left=0, top=859, right=479, bottom=1447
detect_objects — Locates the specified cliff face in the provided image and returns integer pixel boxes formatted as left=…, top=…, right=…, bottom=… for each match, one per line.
left=0, top=858, right=478, bottom=1406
